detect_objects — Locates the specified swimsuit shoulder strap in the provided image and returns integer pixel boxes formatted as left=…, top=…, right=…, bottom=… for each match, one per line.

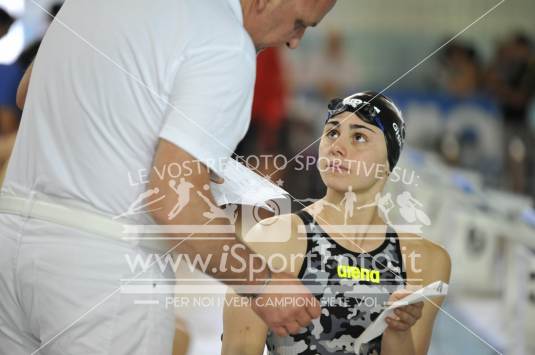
left=295, top=209, right=315, bottom=227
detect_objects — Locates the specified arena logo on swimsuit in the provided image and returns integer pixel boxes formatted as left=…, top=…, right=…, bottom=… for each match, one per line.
left=337, top=265, right=381, bottom=284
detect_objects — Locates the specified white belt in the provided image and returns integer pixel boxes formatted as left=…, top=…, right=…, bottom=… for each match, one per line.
left=0, top=192, right=169, bottom=253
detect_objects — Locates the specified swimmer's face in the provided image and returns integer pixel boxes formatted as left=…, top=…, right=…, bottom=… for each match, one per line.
left=318, top=112, right=389, bottom=194
left=243, top=0, right=336, bottom=50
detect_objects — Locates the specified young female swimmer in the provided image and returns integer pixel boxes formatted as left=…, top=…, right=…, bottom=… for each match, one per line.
left=221, top=92, right=451, bottom=355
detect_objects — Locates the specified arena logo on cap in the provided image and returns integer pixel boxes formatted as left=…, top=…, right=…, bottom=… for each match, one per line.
left=392, top=122, right=403, bottom=147
left=342, top=97, right=381, bottom=114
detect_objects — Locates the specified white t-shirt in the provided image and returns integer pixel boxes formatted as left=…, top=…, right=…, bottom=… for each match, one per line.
left=4, top=0, right=256, bottom=223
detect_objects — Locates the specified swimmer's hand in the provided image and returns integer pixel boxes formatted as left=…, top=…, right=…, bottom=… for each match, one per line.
left=385, top=289, right=424, bottom=332
left=380, top=289, right=424, bottom=354
left=250, top=271, right=321, bottom=337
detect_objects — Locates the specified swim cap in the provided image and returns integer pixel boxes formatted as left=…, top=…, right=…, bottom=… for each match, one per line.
left=325, top=91, right=406, bottom=171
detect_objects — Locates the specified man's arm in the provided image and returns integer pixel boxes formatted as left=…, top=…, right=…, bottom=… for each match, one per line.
left=148, top=139, right=320, bottom=335
left=148, top=139, right=266, bottom=283
left=16, top=62, right=33, bottom=110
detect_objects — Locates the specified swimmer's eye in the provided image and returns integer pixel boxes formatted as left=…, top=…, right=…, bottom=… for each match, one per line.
left=353, top=133, right=368, bottom=144
left=326, top=128, right=339, bottom=139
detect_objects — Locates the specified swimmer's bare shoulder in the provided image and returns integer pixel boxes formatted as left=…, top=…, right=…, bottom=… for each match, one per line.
left=396, top=232, right=451, bottom=286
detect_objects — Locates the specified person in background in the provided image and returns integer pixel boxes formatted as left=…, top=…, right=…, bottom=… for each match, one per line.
left=485, top=32, right=535, bottom=193
left=305, top=30, right=358, bottom=100
left=436, top=41, right=481, bottom=98
left=236, top=47, right=289, bottom=179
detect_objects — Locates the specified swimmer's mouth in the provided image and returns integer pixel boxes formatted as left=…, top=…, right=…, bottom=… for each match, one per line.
left=326, top=161, right=350, bottom=173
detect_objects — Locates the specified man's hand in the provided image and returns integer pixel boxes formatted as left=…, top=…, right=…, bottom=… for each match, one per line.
left=250, top=271, right=321, bottom=337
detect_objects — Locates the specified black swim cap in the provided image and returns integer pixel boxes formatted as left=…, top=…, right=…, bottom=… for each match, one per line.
left=325, top=91, right=406, bottom=171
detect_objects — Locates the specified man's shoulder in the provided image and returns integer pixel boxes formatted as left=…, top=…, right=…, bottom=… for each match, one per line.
left=186, top=0, right=251, bottom=48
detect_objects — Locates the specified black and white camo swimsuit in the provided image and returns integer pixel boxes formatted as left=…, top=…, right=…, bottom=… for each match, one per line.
left=266, top=210, right=407, bottom=355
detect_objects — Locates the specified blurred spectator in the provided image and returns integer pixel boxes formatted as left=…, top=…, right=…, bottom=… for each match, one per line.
left=17, top=1, right=63, bottom=71
left=236, top=47, right=289, bottom=179
left=0, top=7, right=22, bottom=183
left=486, top=33, right=535, bottom=124
left=436, top=41, right=481, bottom=97
left=251, top=47, right=288, bottom=154
left=306, top=30, right=358, bottom=100
left=485, top=32, right=535, bottom=193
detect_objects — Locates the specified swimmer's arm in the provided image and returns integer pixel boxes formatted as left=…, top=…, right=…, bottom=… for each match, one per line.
left=221, top=214, right=306, bottom=355
left=16, top=62, right=33, bottom=110
left=381, top=239, right=451, bottom=355
left=222, top=289, right=269, bottom=355
left=408, top=243, right=451, bottom=355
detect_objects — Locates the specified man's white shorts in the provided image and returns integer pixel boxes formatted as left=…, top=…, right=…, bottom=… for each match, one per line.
left=0, top=213, right=176, bottom=355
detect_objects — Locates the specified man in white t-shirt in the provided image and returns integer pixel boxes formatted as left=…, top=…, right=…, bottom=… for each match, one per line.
left=0, top=0, right=336, bottom=354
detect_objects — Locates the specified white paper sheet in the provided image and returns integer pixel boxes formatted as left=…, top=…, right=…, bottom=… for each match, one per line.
left=210, top=158, right=289, bottom=209
left=354, top=281, right=449, bottom=354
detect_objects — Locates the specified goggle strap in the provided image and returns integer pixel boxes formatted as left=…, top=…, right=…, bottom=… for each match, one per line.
left=373, top=116, right=385, bottom=132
